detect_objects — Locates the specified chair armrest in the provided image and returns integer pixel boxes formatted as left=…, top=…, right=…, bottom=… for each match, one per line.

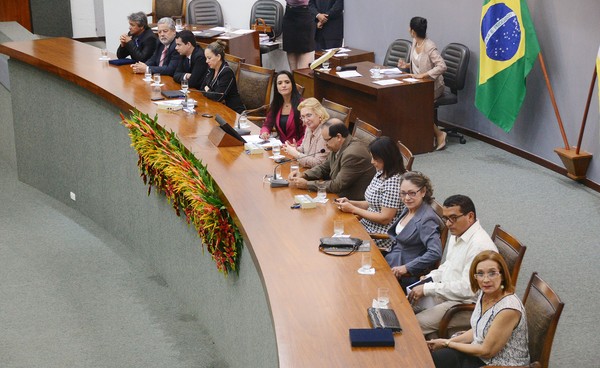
left=438, top=303, right=475, bottom=338
left=245, top=105, right=269, bottom=117
left=369, top=233, right=390, bottom=240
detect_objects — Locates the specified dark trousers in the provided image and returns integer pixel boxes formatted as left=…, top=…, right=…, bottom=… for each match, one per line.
left=431, top=348, right=485, bottom=368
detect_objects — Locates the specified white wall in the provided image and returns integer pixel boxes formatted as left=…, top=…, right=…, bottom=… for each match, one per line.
left=103, top=0, right=151, bottom=52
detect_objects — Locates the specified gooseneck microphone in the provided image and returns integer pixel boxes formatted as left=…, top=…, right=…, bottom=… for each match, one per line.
left=336, top=65, right=358, bottom=72
left=270, top=149, right=326, bottom=188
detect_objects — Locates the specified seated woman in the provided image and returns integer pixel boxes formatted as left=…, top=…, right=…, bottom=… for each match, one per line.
left=428, top=250, right=530, bottom=368
left=200, top=41, right=245, bottom=113
left=385, top=171, right=442, bottom=289
left=397, top=16, right=448, bottom=151
left=259, top=71, right=305, bottom=144
left=335, top=136, right=406, bottom=251
left=282, top=97, right=329, bottom=168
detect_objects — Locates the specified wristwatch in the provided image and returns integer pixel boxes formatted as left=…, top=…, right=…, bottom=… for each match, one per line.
left=444, top=340, right=450, bottom=348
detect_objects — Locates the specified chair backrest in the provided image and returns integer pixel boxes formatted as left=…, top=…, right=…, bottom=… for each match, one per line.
left=383, top=39, right=412, bottom=67
left=321, top=98, right=352, bottom=127
left=397, top=140, right=414, bottom=171
left=250, top=0, right=284, bottom=38
left=440, top=43, right=470, bottom=94
left=237, top=63, right=274, bottom=110
left=187, top=0, right=223, bottom=27
left=352, top=118, right=381, bottom=144
left=491, top=224, right=527, bottom=284
left=430, top=199, right=448, bottom=258
left=151, top=0, right=186, bottom=22
left=224, top=54, right=245, bottom=82
left=523, top=272, right=564, bottom=368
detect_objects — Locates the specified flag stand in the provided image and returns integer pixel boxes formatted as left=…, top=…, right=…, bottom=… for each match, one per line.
left=540, top=53, right=594, bottom=181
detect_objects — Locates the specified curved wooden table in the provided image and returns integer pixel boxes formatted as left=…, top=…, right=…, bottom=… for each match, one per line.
left=0, top=38, right=434, bottom=368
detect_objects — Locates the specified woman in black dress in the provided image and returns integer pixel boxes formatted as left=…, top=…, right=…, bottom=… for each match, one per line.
left=200, top=41, right=245, bottom=113
left=282, top=1, right=316, bottom=70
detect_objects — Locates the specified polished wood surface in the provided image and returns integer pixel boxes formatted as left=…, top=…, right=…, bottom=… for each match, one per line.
left=315, top=47, right=375, bottom=69
left=314, top=61, right=435, bottom=154
left=0, top=38, right=434, bottom=368
left=0, top=0, right=32, bottom=32
left=187, top=24, right=260, bottom=66
left=293, top=67, right=315, bottom=97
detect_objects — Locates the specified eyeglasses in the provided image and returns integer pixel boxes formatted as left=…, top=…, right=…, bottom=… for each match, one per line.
left=323, top=135, right=335, bottom=142
left=399, top=187, right=423, bottom=198
left=441, top=214, right=466, bottom=224
left=474, top=271, right=501, bottom=280
left=300, top=113, right=314, bottom=121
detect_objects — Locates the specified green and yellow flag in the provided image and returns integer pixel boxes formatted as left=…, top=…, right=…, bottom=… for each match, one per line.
left=475, top=0, right=540, bottom=132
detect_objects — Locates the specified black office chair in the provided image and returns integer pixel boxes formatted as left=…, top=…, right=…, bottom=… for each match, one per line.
left=250, top=0, right=284, bottom=63
left=436, top=43, right=470, bottom=144
left=383, top=39, right=412, bottom=68
left=187, top=0, right=224, bottom=27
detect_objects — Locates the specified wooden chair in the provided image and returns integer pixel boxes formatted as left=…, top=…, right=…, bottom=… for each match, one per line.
left=296, top=83, right=305, bottom=97
left=237, top=63, right=274, bottom=111
left=187, top=0, right=223, bottom=26
left=352, top=118, right=381, bottom=144
left=397, top=141, right=414, bottom=171
left=321, top=98, right=352, bottom=127
left=483, top=272, right=564, bottom=368
left=438, top=225, right=527, bottom=338
left=224, top=54, right=244, bottom=82
left=147, top=0, right=186, bottom=23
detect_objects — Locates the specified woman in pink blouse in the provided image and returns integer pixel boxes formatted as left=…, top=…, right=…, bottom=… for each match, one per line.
left=260, top=71, right=305, bottom=144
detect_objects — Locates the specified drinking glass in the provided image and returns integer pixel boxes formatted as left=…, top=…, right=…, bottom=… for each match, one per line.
left=144, top=67, right=152, bottom=81
left=238, top=112, right=249, bottom=128
left=175, top=18, right=183, bottom=31
left=360, top=252, right=372, bottom=271
left=181, top=78, right=189, bottom=94
left=333, top=219, right=344, bottom=235
left=272, top=142, right=281, bottom=157
left=153, top=74, right=161, bottom=85
left=377, top=287, right=390, bottom=307
left=322, top=60, right=330, bottom=70
left=316, top=181, right=327, bottom=201
left=290, top=164, right=300, bottom=175
left=370, top=66, right=382, bottom=79
left=186, top=99, right=195, bottom=113
left=100, top=48, right=108, bottom=60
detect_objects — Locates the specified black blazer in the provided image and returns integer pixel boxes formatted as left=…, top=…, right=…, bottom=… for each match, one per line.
left=173, top=46, right=207, bottom=88
left=309, top=0, right=344, bottom=42
left=200, top=62, right=245, bottom=114
left=145, top=39, right=180, bottom=76
left=116, top=28, right=157, bottom=62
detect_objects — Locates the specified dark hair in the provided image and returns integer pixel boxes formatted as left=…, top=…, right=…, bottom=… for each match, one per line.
left=206, top=40, right=226, bottom=61
left=410, top=16, right=428, bottom=38
left=369, top=136, right=406, bottom=178
left=400, top=171, right=433, bottom=204
left=177, top=30, right=197, bottom=46
left=269, top=71, right=303, bottom=140
left=128, top=12, right=149, bottom=29
left=443, top=194, right=477, bottom=219
left=324, top=120, right=349, bottom=138
left=469, top=250, right=514, bottom=293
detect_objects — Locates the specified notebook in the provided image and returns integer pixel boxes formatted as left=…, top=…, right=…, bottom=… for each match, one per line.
left=349, top=328, right=395, bottom=347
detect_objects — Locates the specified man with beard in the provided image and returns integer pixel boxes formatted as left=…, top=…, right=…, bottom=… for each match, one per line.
left=131, top=17, right=180, bottom=76
left=116, top=12, right=156, bottom=62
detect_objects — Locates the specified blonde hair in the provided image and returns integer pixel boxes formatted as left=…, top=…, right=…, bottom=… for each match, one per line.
left=297, top=97, right=329, bottom=122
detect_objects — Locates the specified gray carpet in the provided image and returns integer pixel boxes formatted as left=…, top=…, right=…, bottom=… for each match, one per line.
left=1, top=135, right=598, bottom=367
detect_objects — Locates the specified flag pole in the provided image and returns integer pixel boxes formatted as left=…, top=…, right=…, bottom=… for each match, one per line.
left=538, top=53, right=570, bottom=150
left=575, top=66, right=597, bottom=155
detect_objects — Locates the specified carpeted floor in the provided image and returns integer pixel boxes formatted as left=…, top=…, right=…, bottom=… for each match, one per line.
left=0, top=136, right=598, bottom=367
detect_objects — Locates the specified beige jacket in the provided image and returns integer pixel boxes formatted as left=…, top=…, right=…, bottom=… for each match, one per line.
left=410, top=38, right=447, bottom=99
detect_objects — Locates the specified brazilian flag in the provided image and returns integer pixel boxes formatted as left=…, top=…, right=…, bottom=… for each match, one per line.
left=475, top=0, right=540, bottom=132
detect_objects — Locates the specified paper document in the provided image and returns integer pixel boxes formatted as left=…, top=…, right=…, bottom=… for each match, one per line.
left=373, top=79, right=402, bottom=86
left=334, top=53, right=349, bottom=57
left=328, top=47, right=351, bottom=53
left=380, top=67, right=403, bottom=75
left=233, top=29, right=254, bottom=35
left=210, top=27, right=226, bottom=32
left=403, top=77, right=420, bottom=83
left=336, top=70, right=362, bottom=78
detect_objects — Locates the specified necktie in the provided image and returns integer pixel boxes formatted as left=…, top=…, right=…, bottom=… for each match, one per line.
left=159, top=46, right=168, bottom=66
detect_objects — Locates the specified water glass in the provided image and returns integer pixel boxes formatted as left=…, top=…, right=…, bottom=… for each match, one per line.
left=100, top=48, right=108, bottom=60
left=370, top=66, right=382, bottom=79
left=181, top=78, right=189, bottom=93
left=361, top=252, right=372, bottom=271
left=186, top=99, right=195, bottom=113
left=333, top=219, right=344, bottom=235
left=316, top=181, right=327, bottom=201
left=377, top=287, right=390, bottom=307
left=151, top=84, right=162, bottom=100
left=290, top=163, right=300, bottom=175
left=144, top=67, right=152, bottom=81
left=153, top=74, right=161, bottom=85
left=175, top=18, right=183, bottom=31
left=272, top=143, right=281, bottom=157
left=322, top=60, right=330, bottom=70
left=238, top=112, right=249, bottom=128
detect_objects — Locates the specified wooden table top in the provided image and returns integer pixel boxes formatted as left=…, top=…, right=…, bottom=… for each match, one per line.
left=0, top=38, right=434, bottom=367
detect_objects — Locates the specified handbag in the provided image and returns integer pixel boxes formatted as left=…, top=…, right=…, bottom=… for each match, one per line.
left=318, top=237, right=363, bottom=256
left=367, top=307, right=403, bottom=333
left=251, top=18, right=274, bottom=39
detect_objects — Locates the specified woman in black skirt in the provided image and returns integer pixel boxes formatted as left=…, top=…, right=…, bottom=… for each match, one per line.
left=282, top=1, right=315, bottom=70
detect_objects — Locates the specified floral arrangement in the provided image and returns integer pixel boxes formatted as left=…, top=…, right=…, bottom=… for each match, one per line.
left=121, top=110, right=243, bottom=276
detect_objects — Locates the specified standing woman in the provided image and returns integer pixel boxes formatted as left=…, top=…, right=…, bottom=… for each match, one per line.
left=260, top=71, right=305, bottom=144
left=200, top=41, right=245, bottom=113
left=398, top=16, right=448, bottom=151
left=283, top=1, right=316, bottom=70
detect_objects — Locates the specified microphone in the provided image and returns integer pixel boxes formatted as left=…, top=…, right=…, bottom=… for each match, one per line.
left=336, top=65, right=358, bottom=71
left=270, top=149, right=326, bottom=188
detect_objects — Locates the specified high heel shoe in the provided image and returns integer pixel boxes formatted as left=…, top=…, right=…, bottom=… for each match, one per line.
left=435, top=131, right=447, bottom=151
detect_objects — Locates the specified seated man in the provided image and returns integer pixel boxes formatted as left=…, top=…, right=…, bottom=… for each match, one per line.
left=131, top=17, right=180, bottom=76
left=173, top=30, right=208, bottom=89
left=116, top=12, right=156, bottom=62
left=407, top=194, right=498, bottom=337
left=289, top=119, right=375, bottom=200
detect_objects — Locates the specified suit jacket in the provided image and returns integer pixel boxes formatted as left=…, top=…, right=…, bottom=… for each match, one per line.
left=309, top=0, right=344, bottom=42
left=116, top=28, right=157, bottom=62
left=302, top=136, right=375, bottom=200
left=385, top=202, right=442, bottom=277
left=259, top=99, right=306, bottom=145
left=200, top=62, right=245, bottom=113
left=145, top=39, right=180, bottom=76
left=173, top=46, right=207, bottom=88
left=409, top=38, right=447, bottom=99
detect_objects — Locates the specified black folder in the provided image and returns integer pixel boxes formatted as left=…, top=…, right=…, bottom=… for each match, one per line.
left=349, top=328, right=395, bottom=347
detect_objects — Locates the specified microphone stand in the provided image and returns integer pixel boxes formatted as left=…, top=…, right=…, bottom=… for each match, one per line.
left=268, top=149, right=326, bottom=188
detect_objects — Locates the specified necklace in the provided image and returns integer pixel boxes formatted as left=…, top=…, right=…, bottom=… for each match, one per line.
left=416, top=39, right=425, bottom=48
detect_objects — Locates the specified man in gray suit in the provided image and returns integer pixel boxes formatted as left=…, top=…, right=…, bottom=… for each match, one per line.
left=289, top=119, right=375, bottom=200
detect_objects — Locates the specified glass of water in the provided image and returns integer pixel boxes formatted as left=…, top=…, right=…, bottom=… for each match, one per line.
left=333, top=219, right=344, bottom=235
left=181, top=78, right=189, bottom=94
left=322, top=60, right=330, bottom=70
left=360, top=252, right=372, bottom=271
left=238, top=112, right=249, bottom=128
left=272, top=142, right=281, bottom=157
left=377, top=287, right=390, bottom=307
left=316, top=180, right=327, bottom=201
left=153, top=74, right=161, bottom=85
left=186, top=99, right=195, bottom=113
left=100, top=48, right=108, bottom=60
left=175, top=18, right=183, bottom=31
left=144, top=67, right=152, bottom=81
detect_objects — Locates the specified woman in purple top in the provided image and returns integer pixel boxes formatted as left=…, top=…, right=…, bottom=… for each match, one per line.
left=283, top=0, right=315, bottom=70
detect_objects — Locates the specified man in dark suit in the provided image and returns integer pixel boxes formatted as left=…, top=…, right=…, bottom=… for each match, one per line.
left=131, top=17, right=180, bottom=76
left=173, top=30, right=207, bottom=89
left=289, top=119, right=375, bottom=200
left=116, top=12, right=156, bottom=62
left=309, top=0, right=344, bottom=50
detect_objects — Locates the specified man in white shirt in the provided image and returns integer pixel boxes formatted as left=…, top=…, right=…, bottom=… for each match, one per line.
left=407, top=194, right=497, bottom=337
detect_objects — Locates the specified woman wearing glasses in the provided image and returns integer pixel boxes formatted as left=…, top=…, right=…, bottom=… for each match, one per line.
left=384, top=171, right=442, bottom=289
left=282, top=97, right=329, bottom=168
left=335, top=136, right=406, bottom=251
left=427, top=250, right=530, bottom=367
